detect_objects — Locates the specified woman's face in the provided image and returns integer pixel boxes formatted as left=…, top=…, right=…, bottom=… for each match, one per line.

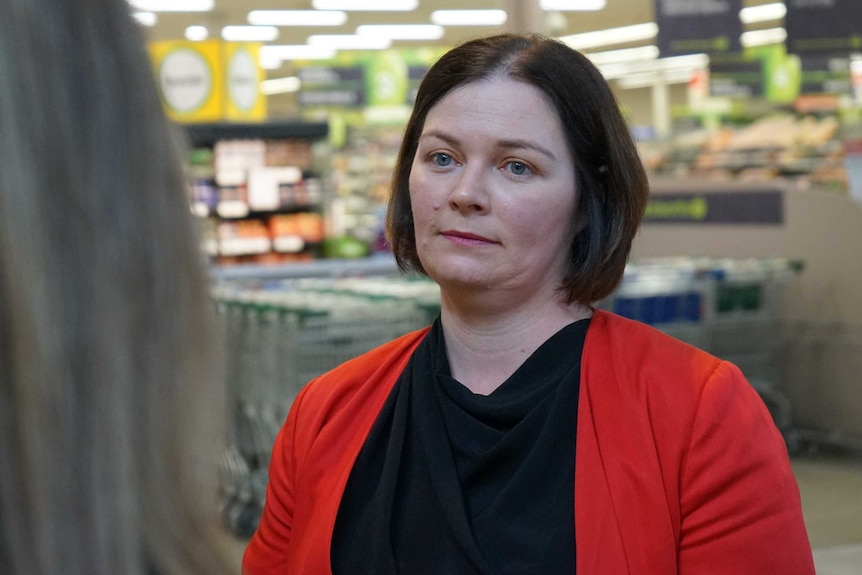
left=409, top=75, right=578, bottom=300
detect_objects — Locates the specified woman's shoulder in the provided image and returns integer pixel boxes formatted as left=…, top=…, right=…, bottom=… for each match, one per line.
left=291, top=325, right=431, bottom=421
left=589, top=309, right=721, bottom=371
left=585, top=309, right=741, bottom=407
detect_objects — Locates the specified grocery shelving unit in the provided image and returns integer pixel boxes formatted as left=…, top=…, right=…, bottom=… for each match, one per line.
left=184, top=120, right=331, bottom=266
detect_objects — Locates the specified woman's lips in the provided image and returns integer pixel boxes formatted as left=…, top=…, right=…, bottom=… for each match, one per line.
left=440, top=230, right=496, bottom=245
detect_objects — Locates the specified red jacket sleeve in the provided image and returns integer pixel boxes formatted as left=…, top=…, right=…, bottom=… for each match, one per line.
left=242, top=387, right=306, bottom=575
left=678, top=361, right=815, bottom=574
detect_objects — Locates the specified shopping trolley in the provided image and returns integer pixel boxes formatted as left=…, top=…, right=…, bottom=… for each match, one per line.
left=599, top=257, right=804, bottom=445
left=213, top=276, right=439, bottom=535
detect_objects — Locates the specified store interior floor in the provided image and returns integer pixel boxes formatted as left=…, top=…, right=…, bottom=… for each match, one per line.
left=794, top=451, right=862, bottom=574
left=221, top=451, right=862, bottom=573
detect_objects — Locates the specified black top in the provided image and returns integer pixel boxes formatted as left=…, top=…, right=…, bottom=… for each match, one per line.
left=331, top=317, right=589, bottom=575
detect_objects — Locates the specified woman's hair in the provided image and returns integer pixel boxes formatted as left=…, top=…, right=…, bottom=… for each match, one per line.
left=0, top=1, right=229, bottom=574
left=386, top=33, right=649, bottom=304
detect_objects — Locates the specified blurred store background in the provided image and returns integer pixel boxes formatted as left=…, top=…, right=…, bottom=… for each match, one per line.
left=131, top=1, right=862, bottom=571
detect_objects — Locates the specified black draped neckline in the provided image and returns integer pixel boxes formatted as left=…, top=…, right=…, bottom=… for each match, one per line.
left=331, top=316, right=590, bottom=575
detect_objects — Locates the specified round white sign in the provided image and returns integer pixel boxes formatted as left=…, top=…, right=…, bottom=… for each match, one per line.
left=228, top=49, right=259, bottom=111
left=159, top=49, right=212, bottom=113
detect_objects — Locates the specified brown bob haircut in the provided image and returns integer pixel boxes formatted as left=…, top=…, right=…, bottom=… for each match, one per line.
left=385, top=33, right=649, bottom=304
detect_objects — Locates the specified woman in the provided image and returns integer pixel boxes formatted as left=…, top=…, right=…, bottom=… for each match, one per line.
left=0, top=1, right=231, bottom=574
left=243, top=34, right=814, bottom=574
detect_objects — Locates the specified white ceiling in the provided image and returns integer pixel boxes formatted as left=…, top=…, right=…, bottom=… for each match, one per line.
left=138, top=0, right=780, bottom=77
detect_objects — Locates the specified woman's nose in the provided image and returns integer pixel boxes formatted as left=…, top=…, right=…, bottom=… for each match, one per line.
left=447, top=165, right=489, bottom=214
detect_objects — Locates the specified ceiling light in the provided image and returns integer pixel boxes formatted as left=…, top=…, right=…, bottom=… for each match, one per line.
left=598, top=52, right=708, bottom=81
left=741, top=27, right=787, bottom=48
left=739, top=3, right=787, bottom=24
left=560, top=22, right=658, bottom=50
left=185, top=25, right=208, bottom=41
left=312, top=0, right=417, bottom=10
left=248, top=10, right=347, bottom=26
left=221, top=26, right=279, bottom=42
left=127, top=0, right=212, bottom=12
left=260, top=58, right=282, bottom=70
left=307, top=34, right=392, bottom=50
left=430, top=10, right=508, bottom=26
left=261, top=76, right=302, bottom=95
left=132, top=11, right=157, bottom=26
left=540, top=0, right=606, bottom=10
left=259, top=45, right=338, bottom=63
left=615, top=68, right=694, bottom=89
left=587, top=45, right=659, bottom=66
left=355, top=24, right=445, bottom=41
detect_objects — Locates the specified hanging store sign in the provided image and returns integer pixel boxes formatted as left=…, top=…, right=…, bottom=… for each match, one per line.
left=407, top=65, right=428, bottom=104
left=150, top=41, right=222, bottom=122
left=643, top=190, right=784, bottom=225
left=654, top=0, right=742, bottom=57
left=297, top=66, right=366, bottom=108
left=709, top=57, right=764, bottom=98
left=798, top=54, right=853, bottom=95
left=225, top=44, right=266, bottom=121
left=148, top=41, right=266, bottom=123
left=785, top=0, right=862, bottom=55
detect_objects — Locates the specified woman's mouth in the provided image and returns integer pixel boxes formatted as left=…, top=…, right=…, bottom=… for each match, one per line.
left=440, top=230, right=496, bottom=246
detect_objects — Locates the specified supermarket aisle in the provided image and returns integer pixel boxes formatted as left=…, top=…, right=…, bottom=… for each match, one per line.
left=221, top=452, right=862, bottom=573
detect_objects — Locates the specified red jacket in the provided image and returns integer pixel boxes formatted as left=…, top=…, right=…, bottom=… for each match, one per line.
left=243, top=310, right=814, bottom=574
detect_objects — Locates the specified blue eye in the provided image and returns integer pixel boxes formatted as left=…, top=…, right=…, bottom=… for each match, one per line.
left=506, top=161, right=531, bottom=176
left=431, top=153, right=453, bottom=167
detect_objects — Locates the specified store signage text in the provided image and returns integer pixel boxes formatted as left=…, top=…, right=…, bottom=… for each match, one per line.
left=785, top=0, right=862, bottom=55
left=655, top=0, right=742, bottom=57
left=644, top=190, right=784, bottom=225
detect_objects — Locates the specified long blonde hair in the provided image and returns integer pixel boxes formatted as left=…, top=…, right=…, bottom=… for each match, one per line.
left=0, top=1, right=229, bottom=573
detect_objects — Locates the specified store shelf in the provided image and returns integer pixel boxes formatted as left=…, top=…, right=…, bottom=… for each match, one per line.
left=183, top=120, right=329, bottom=148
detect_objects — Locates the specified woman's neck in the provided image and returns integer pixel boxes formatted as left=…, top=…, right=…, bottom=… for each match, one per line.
left=439, top=294, right=592, bottom=396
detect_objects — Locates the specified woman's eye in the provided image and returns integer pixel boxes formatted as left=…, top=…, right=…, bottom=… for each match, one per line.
left=431, top=153, right=453, bottom=167
left=506, top=161, right=532, bottom=176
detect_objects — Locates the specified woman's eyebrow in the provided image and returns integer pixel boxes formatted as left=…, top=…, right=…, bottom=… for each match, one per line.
left=419, top=131, right=556, bottom=160
left=418, top=130, right=460, bottom=146
left=495, top=138, right=557, bottom=160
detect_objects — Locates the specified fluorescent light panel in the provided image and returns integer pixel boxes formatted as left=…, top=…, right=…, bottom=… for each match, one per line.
left=560, top=22, right=658, bottom=50
left=312, top=0, right=417, bottom=10
left=260, top=45, right=338, bottom=62
left=222, top=26, right=279, bottom=42
left=598, top=52, right=708, bottom=80
left=430, top=10, right=508, bottom=26
left=185, top=25, right=208, bottom=41
left=616, top=68, right=693, bottom=89
left=307, top=34, right=392, bottom=50
left=248, top=10, right=347, bottom=26
left=132, top=11, right=157, bottom=26
left=261, top=76, right=302, bottom=95
left=540, top=0, right=606, bottom=10
left=355, top=24, right=444, bottom=40
left=739, top=3, right=787, bottom=24
left=127, top=0, right=212, bottom=11
left=741, top=27, right=787, bottom=48
left=588, top=45, right=659, bottom=66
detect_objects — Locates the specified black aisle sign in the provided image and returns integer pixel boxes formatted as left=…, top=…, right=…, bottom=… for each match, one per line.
left=407, top=65, right=428, bottom=104
left=643, top=190, right=784, bottom=225
left=709, top=58, right=764, bottom=98
left=799, top=55, right=852, bottom=95
left=655, top=0, right=742, bottom=57
left=786, top=0, right=862, bottom=55
left=297, top=66, right=366, bottom=108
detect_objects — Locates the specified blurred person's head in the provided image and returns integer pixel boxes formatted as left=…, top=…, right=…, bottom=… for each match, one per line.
left=0, top=1, right=228, bottom=574
left=386, top=33, right=648, bottom=304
